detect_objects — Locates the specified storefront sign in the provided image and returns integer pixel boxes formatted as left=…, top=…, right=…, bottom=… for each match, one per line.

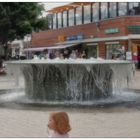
left=128, top=25, right=140, bottom=34
left=58, top=35, right=65, bottom=42
left=128, top=25, right=140, bottom=29
left=66, top=34, right=83, bottom=41
left=105, top=28, right=119, bottom=34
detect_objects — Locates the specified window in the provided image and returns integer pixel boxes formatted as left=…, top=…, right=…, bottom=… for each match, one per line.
left=76, top=6, right=82, bottom=25
left=53, top=13, right=57, bottom=29
left=47, top=14, right=53, bottom=29
left=63, top=11, right=67, bottom=27
left=101, top=2, right=108, bottom=19
left=87, top=45, right=98, bottom=58
left=109, top=2, right=117, bottom=18
left=57, top=12, right=62, bottom=28
left=129, top=2, right=139, bottom=9
left=106, top=44, right=125, bottom=60
left=84, top=5, right=91, bottom=24
left=129, top=2, right=139, bottom=15
left=118, top=2, right=127, bottom=16
left=69, top=9, right=74, bottom=26
left=92, top=3, right=99, bottom=22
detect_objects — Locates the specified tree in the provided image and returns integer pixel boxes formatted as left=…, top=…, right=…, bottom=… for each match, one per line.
left=0, top=2, right=48, bottom=58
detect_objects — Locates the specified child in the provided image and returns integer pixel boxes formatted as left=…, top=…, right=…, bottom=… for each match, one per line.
left=47, top=111, right=71, bottom=138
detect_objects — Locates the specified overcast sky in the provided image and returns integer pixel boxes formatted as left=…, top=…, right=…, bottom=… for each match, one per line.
left=44, top=2, right=69, bottom=11
left=40, top=2, right=69, bottom=16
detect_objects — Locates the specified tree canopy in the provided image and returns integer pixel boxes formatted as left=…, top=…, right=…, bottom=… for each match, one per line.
left=0, top=2, right=48, bottom=46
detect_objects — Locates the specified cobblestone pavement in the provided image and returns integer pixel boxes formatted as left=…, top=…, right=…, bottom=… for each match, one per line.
left=0, top=70, right=139, bottom=137
left=0, top=106, right=140, bottom=138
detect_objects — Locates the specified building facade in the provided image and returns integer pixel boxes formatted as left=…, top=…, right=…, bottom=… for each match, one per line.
left=31, top=2, right=140, bottom=64
left=8, top=35, right=31, bottom=59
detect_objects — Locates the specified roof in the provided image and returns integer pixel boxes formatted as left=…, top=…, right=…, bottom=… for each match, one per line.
left=47, top=2, right=94, bottom=13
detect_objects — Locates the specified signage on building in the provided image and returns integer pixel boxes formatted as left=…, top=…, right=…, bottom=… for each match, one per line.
left=58, top=34, right=83, bottom=42
left=58, top=35, right=65, bottom=42
left=66, top=34, right=83, bottom=41
left=105, top=28, right=119, bottom=34
left=128, top=25, right=140, bottom=34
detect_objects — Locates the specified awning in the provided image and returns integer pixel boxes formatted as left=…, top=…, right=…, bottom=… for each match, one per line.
left=23, top=44, right=78, bottom=52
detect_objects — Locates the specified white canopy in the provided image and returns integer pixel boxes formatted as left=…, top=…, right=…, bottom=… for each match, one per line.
left=23, top=44, right=78, bottom=52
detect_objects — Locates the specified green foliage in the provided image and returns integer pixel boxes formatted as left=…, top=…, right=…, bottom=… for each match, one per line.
left=0, top=2, right=48, bottom=45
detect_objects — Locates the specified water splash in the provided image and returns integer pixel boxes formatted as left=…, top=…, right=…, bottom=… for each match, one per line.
left=6, top=59, right=134, bottom=105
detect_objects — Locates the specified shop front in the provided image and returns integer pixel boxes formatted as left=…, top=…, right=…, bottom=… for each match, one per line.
left=131, top=41, right=140, bottom=68
left=127, top=26, right=140, bottom=68
left=85, top=43, right=98, bottom=58
left=137, top=45, right=140, bottom=69
left=105, top=42, right=126, bottom=60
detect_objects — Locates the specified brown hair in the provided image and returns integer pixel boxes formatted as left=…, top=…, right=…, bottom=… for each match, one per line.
left=51, top=112, right=71, bottom=135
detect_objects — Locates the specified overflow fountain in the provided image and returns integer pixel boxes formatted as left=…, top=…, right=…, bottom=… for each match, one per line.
left=5, top=58, right=135, bottom=106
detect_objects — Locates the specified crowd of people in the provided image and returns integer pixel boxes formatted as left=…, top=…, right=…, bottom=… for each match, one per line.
left=32, top=49, right=87, bottom=60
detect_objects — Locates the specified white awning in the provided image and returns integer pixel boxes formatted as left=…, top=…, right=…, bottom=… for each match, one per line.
left=23, top=44, right=78, bottom=52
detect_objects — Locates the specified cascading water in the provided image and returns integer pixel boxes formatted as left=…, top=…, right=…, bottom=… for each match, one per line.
left=4, top=58, right=136, bottom=106
left=22, top=63, right=113, bottom=101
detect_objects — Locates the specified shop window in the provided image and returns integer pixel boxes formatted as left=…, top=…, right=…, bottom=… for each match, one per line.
left=63, top=11, right=67, bottom=27
left=106, top=44, right=125, bottom=60
left=87, top=45, right=98, bottom=58
left=76, top=6, right=82, bottom=25
left=118, top=2, right=127, bottom=16
left=92, top=3, right=99, bottom=22
left=53, top=13, right=57, bottom=29
left=69, top=9, right=74, bottom=26
left=57, top=12, right=62, bottom=28
left=101, top=2, right=108, bottom=19
left=109, top=2, right=117, bottom=18
left=84, top=5, right=91, bottom=24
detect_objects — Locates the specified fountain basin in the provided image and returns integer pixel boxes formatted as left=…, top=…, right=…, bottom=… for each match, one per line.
left=6, top=59, right=134, bottom=104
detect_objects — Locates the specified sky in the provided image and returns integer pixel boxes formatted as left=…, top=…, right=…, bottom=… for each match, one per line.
left=42, top=2, right=69, bottom=16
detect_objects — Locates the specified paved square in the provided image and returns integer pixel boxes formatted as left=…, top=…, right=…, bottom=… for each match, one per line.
left=0, top=71, right=139, bottom=137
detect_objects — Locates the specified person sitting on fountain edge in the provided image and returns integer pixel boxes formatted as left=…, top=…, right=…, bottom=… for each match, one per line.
left=47, top=111, right=71, bottom=138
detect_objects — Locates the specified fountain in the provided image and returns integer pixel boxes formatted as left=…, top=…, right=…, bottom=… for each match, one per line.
left=4, top=58, right=135, bottom=106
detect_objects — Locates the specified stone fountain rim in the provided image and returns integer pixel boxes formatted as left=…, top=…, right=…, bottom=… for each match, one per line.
left=6, top=59, right=132, bottom=65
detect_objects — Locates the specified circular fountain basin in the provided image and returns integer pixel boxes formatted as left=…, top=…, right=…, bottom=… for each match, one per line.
left=5, top=59, right=134, bottom=106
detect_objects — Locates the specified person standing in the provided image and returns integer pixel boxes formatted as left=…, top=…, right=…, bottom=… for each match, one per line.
left=80, top=50, right=87, bottom=58
left=70, top=50, right=77, bottom=59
